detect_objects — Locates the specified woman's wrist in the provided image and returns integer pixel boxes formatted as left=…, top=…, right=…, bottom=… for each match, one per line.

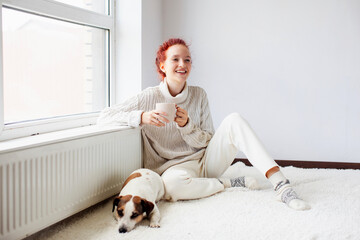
left=179, top=118, right=189, bottom=127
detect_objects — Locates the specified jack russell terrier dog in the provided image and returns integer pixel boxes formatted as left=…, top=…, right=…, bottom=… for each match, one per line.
left=112, top=168, right=165, bottom=233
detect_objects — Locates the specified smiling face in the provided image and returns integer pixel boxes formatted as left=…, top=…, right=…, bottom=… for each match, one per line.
left=160, top=44, right=192, bottom=86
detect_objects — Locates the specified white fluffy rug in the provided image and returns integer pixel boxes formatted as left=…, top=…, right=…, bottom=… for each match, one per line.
left=27, top=163, right=360, bottom=240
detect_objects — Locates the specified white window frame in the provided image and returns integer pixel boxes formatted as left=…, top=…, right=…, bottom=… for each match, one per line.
left=0, top=0, right=116, bottom=141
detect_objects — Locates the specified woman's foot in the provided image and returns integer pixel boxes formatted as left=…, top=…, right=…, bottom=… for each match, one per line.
left=219, top=176, right=259, bottom=190
left=268, top=169, right=311, bottom=211
left=274, top=179, right=311, bottom=210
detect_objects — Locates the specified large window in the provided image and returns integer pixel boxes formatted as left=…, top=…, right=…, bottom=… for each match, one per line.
left=0, top=0, right=115, bottom=140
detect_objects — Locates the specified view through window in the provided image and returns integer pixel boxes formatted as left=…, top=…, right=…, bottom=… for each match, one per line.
left=2, top=7, right=108, bottom=124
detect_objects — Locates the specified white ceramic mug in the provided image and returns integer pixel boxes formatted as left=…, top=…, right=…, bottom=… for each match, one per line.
left=155, top=103, right=176, bottom=122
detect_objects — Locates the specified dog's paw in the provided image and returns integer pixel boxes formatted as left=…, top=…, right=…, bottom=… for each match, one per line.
left=149, top=222, right=160, bottom=228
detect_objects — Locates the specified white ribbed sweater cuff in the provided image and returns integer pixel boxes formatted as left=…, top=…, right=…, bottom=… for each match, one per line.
left=128, top=110, right=143, bottom=127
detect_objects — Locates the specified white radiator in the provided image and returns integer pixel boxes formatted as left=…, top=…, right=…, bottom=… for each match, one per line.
left=0, top=127, right=142, bottom=240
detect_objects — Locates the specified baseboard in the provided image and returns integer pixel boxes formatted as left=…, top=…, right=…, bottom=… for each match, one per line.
left=233, top=158, right=360, bottom=170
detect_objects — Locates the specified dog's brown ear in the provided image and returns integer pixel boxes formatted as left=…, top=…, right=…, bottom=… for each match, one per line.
left=113, top=195, right=132, bottom=212
left=112, top=196, right=121, bottom=212
left=141, top=198, right=154, bottom=216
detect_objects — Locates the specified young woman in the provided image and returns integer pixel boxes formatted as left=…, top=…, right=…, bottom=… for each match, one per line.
left=98, top=38, right=310, bottom=210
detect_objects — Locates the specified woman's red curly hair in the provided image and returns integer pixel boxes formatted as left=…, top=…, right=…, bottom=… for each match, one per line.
left=155, top=38, right=190, bottom=80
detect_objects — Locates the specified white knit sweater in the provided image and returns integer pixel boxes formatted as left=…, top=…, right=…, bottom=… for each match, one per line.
left=97, top=80, right=215, bottom=174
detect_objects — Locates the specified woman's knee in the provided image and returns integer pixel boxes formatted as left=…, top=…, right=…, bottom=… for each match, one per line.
left=161, top=169, right=192, bottom=201
left=223, top=112, right=250, bottom=127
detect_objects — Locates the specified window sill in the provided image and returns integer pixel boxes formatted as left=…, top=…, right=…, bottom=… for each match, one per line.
left=0, top=125, right=133, bottom=154
left=0, top=113, right=100, bottom=142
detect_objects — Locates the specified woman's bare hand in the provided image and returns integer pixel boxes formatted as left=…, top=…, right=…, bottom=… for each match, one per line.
left=141, top=110, right=169, bottom=127
left=175, top=105, right=188, bottom=127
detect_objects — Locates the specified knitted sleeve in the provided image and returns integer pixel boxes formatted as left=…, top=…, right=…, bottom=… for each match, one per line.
left=177, top=89, right=215, bottom=148
left=96, top=93, right=144, bottom=127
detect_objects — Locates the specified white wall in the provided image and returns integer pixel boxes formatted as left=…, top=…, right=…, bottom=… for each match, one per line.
left=115, top=0, right=142, bottom=103
left=142, top=0, right=163, bottom=89
left=115, top=0, right=162, bottom=103
left=162, top=0, right=360, bottom=163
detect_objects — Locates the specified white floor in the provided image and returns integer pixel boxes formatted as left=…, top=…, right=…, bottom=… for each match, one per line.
left=26, top=163, right=360, bottom=240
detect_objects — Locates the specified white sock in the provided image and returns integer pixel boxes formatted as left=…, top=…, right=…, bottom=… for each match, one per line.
left=268, top=171, right=287, bottom=187
left=218, top=177, right=258, bottom=190
left=268, top=171, right=311, bottom=211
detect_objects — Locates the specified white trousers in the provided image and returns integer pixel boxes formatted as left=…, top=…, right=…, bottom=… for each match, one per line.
left=161, top=113, right=278, bottom=201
